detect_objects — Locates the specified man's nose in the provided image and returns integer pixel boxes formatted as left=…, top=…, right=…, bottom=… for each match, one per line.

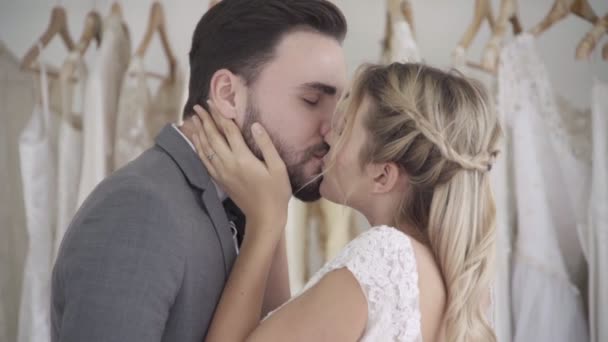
left=321, top=121, right=332, bottom=139
left=320, top=111, right=333, bottom=140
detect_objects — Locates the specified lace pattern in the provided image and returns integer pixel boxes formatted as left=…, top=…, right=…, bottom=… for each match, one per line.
left=269, top=226, right=422, bottom=341
left=498, top=34, right=592, bottom=165
left=498, top=33, right=591, bottom=342
left=113, top=56, right=152, bottom=170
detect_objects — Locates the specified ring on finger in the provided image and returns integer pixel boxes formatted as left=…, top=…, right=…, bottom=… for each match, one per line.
left=207, top=152, right=216, bottom=161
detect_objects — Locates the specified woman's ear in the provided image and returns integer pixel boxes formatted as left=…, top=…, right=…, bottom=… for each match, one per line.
left=207, top=69, right=246, bottom=120
left=368, top=162, right=403, bottom=194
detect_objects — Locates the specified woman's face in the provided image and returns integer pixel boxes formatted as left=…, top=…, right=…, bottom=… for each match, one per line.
left=320, top=96, right=373, bottom=209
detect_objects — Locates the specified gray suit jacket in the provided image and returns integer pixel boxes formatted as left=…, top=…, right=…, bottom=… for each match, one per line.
left=51, top=125, right=238, bottom=342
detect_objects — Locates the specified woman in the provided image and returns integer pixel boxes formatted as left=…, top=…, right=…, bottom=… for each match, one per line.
left=190, top=62, right=501, bottom=341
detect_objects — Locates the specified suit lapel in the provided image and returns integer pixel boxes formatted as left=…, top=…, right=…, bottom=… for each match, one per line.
left=201, top=185, right=236, bottom=277
left=155, top=124, right=235, bottom=277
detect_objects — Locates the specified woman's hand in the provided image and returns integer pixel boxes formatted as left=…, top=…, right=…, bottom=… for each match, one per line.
left=189, top=102, right=292, bottom=233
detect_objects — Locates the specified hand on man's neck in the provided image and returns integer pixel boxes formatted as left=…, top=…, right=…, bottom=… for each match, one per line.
left=176, top=116, right=229, bottom=202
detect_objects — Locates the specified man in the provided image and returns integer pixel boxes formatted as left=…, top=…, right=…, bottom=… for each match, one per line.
left=51, top=1, right=347, bottom=341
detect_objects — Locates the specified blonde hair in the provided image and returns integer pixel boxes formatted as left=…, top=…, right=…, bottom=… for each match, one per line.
left=331, top=63, right=501, bottom=341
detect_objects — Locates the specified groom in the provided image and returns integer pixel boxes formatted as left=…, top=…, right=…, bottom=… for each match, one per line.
left=51, top=0, right=347, bottom=341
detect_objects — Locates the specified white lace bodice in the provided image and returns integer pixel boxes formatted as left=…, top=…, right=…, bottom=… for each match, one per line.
left=270, top=226, right=422, bottom=341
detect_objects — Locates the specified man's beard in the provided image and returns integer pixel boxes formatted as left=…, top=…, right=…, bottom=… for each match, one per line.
left=241, top=100, right=329, bottom=202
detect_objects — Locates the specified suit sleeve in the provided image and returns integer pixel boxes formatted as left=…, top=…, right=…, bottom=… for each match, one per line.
left=52, top=180, right=186, bottom=342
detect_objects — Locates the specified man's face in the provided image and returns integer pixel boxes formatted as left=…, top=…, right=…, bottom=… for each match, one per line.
left=241, top=30, right=347, bottom=202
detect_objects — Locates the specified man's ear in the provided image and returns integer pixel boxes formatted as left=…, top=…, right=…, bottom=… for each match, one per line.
left=368, top=162, right=403, bottom=194
left=208, top=69, right=247, bottom=120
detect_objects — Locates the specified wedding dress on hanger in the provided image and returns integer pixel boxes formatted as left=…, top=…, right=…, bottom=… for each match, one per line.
left=113, top=56, right=152, bottom=169
left=498, top=33, right=590, bottom=342
left=0, top=40, right=35, bottom=342
left=17, top=43, right=62, bottom=342
left=77, top=12, right=130, bottom=205
left=113, top=56, right=183, bottom=169
left=381, top=0, right=420, bottom=64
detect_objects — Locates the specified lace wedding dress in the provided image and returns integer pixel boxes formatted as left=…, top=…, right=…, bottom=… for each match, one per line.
left=113, top=56, right=183, bottom=169
left=113, top=56, right=152, bottom=169
left=269, top=226, right=422, bottom=341
left=498, top=33, right=590, bottom=342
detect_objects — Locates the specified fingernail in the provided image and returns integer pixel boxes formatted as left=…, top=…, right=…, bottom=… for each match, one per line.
left=193, top=104, right=202, bottom=111
left=252, top=123, right=263, bottom=135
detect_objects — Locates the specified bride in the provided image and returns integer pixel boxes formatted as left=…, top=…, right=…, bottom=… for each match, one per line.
left=188, top=62, right=501, bottom=341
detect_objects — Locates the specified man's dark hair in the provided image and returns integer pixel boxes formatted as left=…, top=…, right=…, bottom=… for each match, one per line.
left=182, top=0, right=347, bottom=119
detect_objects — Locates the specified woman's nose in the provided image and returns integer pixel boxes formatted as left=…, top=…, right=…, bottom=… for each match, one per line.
left=324, top=128, right=334, bottom=147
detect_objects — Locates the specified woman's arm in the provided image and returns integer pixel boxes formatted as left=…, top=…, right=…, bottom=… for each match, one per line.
left=205, top=218, right=285, bottom=342
left=247, top=268, right=367, bottom=342
left=207, top=230, right=367, bottom=342
left=262, top=230, right=291, bottom=317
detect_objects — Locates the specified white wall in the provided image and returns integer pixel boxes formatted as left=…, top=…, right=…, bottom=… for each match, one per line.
left=1, top=0, right=607, bottom=108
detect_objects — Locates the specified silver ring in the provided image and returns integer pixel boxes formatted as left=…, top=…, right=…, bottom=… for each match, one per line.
left=207, top=153, right=216, bottom=161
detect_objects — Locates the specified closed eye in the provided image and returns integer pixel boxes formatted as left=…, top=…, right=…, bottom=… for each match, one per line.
left=303, top=98, right=319, bottom=106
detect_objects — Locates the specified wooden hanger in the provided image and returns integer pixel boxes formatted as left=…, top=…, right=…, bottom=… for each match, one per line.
left=109, top=2, right=132, bottom=43
left=209, top=0, right=222, bottom=9
left=452, top=0, right=497, bottom=74
left=576, top=13, right=608, bottom=60
left=382, top=11, right=392, bottom=55
left=480, top=0, right=523, bottom=72
left=530, top=0, right=598, bottom=37
left=111, top=2, right=123, bottom=17
left=456, top=0, right=496, bottom=51
left=75, top=10, right=103, bottom=56
left=20, top=6, right=74, bottom=77
left=135, top=2, right=177, bottom=82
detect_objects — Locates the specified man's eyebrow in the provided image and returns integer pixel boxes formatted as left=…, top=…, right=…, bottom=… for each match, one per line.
left=300, top=82, right=338, bottom=96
